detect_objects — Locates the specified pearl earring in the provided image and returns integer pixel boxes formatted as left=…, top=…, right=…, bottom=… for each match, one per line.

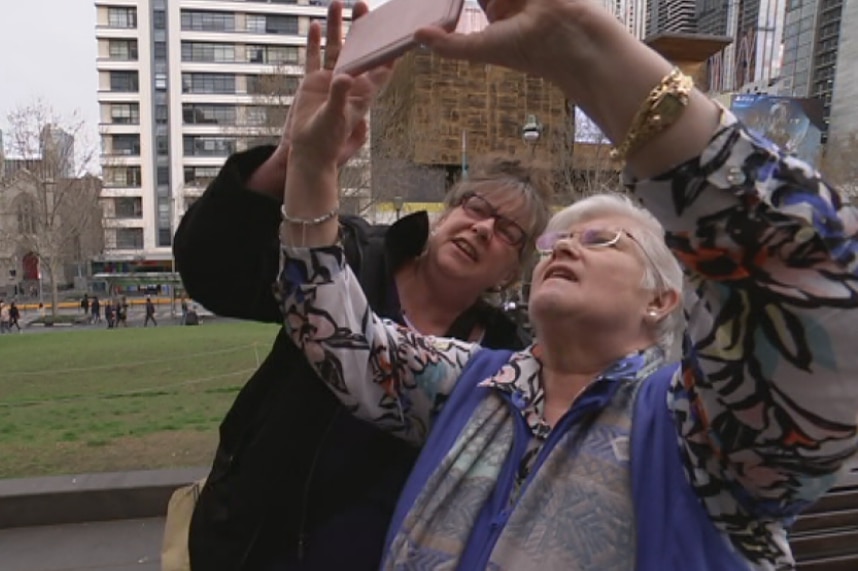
left=647, top=310, right=658, bottom=318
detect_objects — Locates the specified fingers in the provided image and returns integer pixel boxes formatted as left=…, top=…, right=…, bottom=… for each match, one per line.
left=306, top=21, right=322, bottom=73
left=414, top=26, right=502, bottom=66
left=352, top=1, right=369, bottom=19
left=326, top=75, right=355, bottom=119
left=323, top=1, right=343, bottom=71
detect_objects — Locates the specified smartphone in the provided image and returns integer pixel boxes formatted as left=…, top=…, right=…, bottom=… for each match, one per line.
left=334, top=0, right=465, bottom=76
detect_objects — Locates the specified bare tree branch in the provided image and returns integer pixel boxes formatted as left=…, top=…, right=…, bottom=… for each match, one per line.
left=0, top=100, right=103, bottom=313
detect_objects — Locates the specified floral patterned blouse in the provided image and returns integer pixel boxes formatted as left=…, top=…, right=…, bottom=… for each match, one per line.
left=278, top=109, right=858, bottom=568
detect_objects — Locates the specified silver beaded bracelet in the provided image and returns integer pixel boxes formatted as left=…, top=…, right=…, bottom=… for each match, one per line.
left=280, top=203, right=339, bottom=248
left=280, top=203, right=339, bottom=225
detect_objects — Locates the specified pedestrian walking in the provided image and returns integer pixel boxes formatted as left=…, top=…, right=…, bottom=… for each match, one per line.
left=80, top=294, right=90, bottom=315
left=0, top=302, right=9, bottom=334
left=91, top=296, right=101, bottom=324
left=144, top=296, right=157, bottom=327
left=8, top=302, right=21, bottom=332
left=105, top=302, right=115, bottom=329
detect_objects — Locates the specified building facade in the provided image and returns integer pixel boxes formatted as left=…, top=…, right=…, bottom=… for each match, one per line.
left=647, top=0, right=697, bottom=36
left=95, top=0, right=350, bottom=272
left=778, top=0, right=845, bottom=129
left=826, top=0, right=857, bottom=140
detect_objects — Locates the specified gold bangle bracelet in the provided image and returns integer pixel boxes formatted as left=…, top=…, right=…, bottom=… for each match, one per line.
left=610, top=68, right=694, bottom=162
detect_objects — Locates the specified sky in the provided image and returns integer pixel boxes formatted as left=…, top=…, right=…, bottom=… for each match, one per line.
left=0, top=0, right=99, bottom=158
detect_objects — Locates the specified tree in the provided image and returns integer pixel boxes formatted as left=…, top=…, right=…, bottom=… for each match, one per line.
left=819, top=132, right=858, bottom=202
left=551, top=105, right=621, bottom=204
left=247, top=66, right=438, bottom=221
left=0, top=100, right=102, bottom=315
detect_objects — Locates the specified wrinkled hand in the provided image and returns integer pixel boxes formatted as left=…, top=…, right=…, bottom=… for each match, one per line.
left=285, top=1, right=392, bottom=167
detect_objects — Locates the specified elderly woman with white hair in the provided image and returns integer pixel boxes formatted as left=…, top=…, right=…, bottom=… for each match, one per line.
left=276, top=0, right=858, bottom=568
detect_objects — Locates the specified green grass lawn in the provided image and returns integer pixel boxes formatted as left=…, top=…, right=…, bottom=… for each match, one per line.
left=0, top=321, right=280, bottom=479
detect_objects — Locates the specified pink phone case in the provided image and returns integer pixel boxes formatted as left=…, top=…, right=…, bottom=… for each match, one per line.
left=334, top=0, right=465, bottom=76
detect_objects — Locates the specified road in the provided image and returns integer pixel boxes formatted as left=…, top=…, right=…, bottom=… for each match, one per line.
left=0, top=518, right=164, bottom=571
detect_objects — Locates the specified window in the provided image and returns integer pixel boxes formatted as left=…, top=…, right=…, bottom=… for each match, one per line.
left=105, top=166, right=142, bottom=187
left=154, top=41, right=167, bottom=59
left=157, top=166, right=170, bottom=185
left=16, top=196, right=37, bottom=234
left=246, top=14, right=266, bottom=33
left=158, top=228, right=173, bottom=247
left=181, top=10, right=235, bottom=32
left=116, top=228, right=144, bottom=249
left=155, top=105, right=168, bottom=125
left=266, top=14, right=299, bottom=34
left=183, top=104, right=237, bottom=125
left=153, top=9, right=166, bottom=29
left=183, top=136, right=237, bottom=157
left=182, top=73, right=236, bottom=94
left=156, top=136, right=169, bottom=154
left=181, top=42, right=235, bottom=63
left=108, top=7, right=137, bottom=28
left=111, top=103, right=139, bottom=125
left=184, top=166, right=221, bottom=186
left=111, top=134, right=141, bottom=155
left=245, top=14, right=298, bottom=34
left=246, top=45, right=298, bottom=64
left=108, top=39, right=138, bottom=60
left=114, top=197, right=143, bottom=218
left=110, top=71, right=139, bottom=92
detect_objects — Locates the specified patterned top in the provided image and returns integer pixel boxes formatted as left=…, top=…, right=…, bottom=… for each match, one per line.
left=278, top=109, right=858, bottom=569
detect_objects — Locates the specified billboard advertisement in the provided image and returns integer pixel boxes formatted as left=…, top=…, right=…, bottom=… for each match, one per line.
left=730, top=94, right=825, bottom=165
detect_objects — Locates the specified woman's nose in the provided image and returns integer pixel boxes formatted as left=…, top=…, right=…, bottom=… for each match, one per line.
left=550, top=236, right=582, bottom=260
left=471, top=218, right=495, bottom=241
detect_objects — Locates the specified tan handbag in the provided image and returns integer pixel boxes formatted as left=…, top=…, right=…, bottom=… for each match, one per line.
left=161, top=478, right=206, bottom=571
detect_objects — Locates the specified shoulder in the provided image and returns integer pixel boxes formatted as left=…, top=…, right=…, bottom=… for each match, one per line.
left=478, top=304, right=531, bottom=350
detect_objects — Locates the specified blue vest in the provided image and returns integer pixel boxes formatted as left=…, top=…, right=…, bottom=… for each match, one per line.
left=386, top=349, right=748, bottom=570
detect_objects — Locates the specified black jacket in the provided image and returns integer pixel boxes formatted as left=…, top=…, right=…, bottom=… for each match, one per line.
left=173, top=146, right=530, bottom=571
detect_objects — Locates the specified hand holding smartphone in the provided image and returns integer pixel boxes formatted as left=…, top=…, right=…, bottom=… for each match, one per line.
left=334, top=0, right=465, bottom=76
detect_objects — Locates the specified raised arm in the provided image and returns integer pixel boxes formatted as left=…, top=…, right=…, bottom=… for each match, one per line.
left=635, top=110, right=858, bottom=513
left=174, top=1, right=377, bottom=322
left=279, top=245, right=475, bottom=444
left=277, top=16, right=476, bottom=444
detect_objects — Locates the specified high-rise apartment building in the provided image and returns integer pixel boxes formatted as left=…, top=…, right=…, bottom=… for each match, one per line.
left=594, top=0, right=649, bottom=39
left=95, top=0, right=350, bottom=271
left=647, top=0, right=697, bottom=37
left=702, top=0, right=786, bottom=93
left=779, top=0, right=845, bottom=129
left=827, top=0, right=857, bottom=139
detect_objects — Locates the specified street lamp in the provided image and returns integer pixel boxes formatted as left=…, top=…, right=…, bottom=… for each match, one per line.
left=522, top=114, right=543, bottom=144
left=392, top=195, right=404, bottom=221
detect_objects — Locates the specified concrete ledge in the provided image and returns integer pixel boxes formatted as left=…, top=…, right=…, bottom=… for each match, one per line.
left=0, top=467, right=208, bottom=529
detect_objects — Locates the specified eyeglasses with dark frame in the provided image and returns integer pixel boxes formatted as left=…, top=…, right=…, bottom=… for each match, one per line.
left=458, top=191, right=528, bottom=247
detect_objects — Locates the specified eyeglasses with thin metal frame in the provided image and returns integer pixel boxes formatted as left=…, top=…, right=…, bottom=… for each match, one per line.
left=458, top=191, right=528, bottom=247
left=536, top=228, right=639, bottom=255
left=537, top=228, right=662, bottom=286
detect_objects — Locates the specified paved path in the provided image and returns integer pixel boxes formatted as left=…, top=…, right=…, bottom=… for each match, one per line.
left=0, top=518, right=164, bottom=571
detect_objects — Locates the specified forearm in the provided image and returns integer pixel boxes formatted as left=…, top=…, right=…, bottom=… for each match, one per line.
left=638, top=111, right=858, bottom=506
left=280, top=149, right=340, bottom=247
left=278, top=245, right=473, bottom=444
left=245, top=146, right=289, bottom=199
left=553, top=3, right=720, bottom=178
